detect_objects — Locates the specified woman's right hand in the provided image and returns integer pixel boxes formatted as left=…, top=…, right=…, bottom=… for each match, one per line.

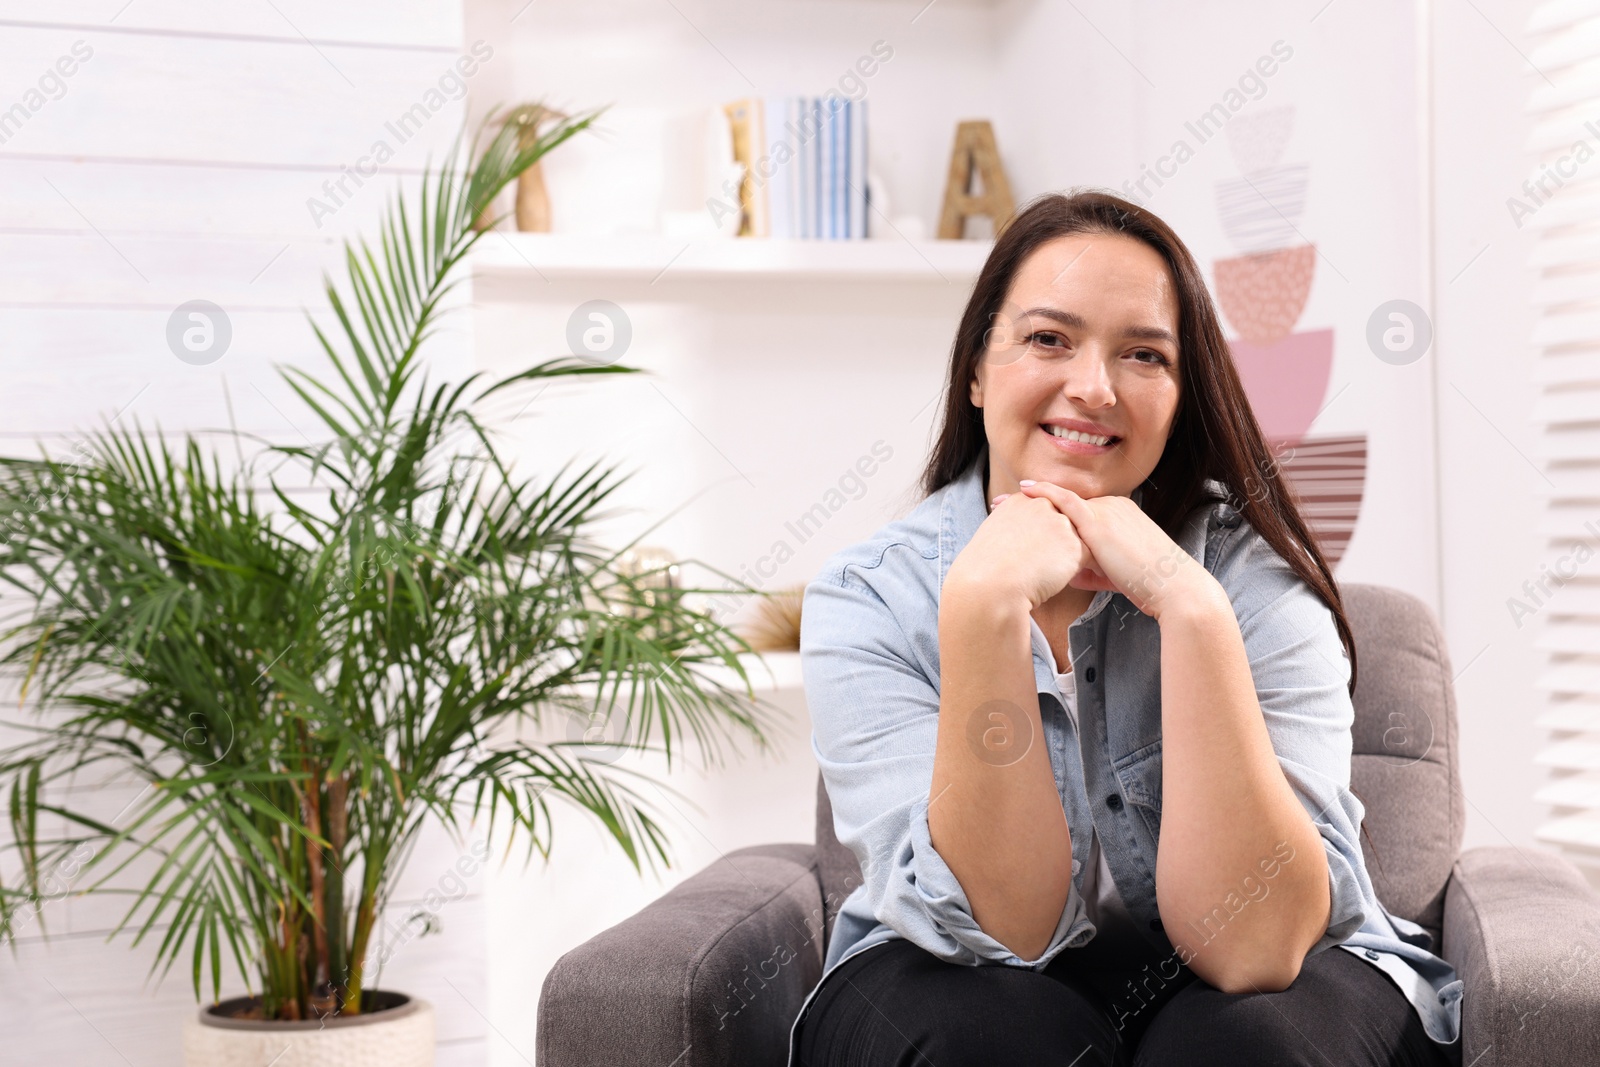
left=945, top=491, right=1112, bottom=610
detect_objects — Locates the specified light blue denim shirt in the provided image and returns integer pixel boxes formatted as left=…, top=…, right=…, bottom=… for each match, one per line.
left=787, top=457, right=1463, bottom=1064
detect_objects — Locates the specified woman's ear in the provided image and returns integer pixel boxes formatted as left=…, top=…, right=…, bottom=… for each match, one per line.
left=968, top=369, right=984, bottom=409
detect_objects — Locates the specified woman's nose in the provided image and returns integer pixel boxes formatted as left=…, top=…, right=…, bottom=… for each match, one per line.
left=1058, top=350, right=1115, bottom=405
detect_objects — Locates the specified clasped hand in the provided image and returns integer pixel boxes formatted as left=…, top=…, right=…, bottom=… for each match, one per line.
left=952, top=479, right=1210, bottom=621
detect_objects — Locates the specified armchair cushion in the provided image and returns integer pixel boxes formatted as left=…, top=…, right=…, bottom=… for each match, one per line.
left=1443, top=844, right=1600, bottom=1066
left=537, top=843, right=826, bottom=1067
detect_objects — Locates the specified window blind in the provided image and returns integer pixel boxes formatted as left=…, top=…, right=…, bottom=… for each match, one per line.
left=1527, top=0, right=1600, bottom=859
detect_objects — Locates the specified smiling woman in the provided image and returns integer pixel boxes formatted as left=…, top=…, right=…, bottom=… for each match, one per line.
left=922, top=192, right=1350, bottom=663
left=791, top=191, right=1464, bottom=1067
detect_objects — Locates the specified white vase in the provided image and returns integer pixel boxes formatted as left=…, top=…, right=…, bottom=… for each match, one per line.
left=182, top=991, right=434, bottom=1067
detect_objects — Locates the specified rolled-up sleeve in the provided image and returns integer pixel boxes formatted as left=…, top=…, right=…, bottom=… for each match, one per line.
left=1211, top=523, right=1369, bottom=957
left=800, top=547, right=1096, bottom=970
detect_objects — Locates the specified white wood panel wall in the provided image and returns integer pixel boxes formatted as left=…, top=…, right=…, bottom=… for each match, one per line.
left=0, top=5, right=498, bottom=1064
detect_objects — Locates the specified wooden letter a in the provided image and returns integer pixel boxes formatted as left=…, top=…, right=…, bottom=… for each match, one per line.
left=937, top=120, right=1015, bottom=239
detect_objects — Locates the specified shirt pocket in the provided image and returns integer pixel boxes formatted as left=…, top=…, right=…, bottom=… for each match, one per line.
left=1112, top=737, right=1163, bottom=842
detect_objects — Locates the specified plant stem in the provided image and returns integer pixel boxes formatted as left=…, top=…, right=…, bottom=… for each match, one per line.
left=345, top=890, right=376, bottom=1015
left=326, top=774, right=349, bottom=999
left=277, top=896, right=302, bottom=1020
left=301, top=750, right=330, bottom=992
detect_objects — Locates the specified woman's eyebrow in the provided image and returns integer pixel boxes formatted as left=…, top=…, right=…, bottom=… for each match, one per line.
left=1022, top=306, right=1176, bottom=343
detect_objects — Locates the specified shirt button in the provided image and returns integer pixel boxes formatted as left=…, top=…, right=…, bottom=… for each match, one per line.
left=1364, top=949, right=1381, bottom=961
left=1106, top=794, right=1123, bottom=810
left=1085, top=666, right=1097, bottom=683
left=1149, top=918, right=1163, bottom=932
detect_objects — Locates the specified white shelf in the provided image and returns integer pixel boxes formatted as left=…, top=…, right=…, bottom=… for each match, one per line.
left=470, top=232, right=992, bottom=284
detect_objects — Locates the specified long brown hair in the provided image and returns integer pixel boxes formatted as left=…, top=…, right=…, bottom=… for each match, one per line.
left=920, top=190, right=1358, bottom=695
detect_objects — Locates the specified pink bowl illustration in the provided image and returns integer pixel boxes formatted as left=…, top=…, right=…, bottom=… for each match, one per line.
left=1215, top=244, right=1316, bottom=345
left=1266, top=433, right=1367, bottom=570
left=1229, top=328, right=1334, bottom=446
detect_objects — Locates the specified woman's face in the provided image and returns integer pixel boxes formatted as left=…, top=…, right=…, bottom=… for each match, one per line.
left=970, top=232, right=1183, bottom=501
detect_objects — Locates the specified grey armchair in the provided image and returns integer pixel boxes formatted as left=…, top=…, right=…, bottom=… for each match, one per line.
left=537, top=584, right=1600, bottom=1066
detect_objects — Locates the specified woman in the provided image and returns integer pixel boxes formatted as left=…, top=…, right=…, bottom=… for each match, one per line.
left=788, top=191, right=1463, bottom=1066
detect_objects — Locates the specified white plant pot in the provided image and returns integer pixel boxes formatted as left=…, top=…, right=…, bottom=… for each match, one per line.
left=182, top=991, right=434, bottom=1067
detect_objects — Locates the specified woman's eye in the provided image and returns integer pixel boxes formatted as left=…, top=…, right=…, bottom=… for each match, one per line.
left=1133, top=348, right=1171, bottom=366
left=1027, top=331, right=1066, bottom=349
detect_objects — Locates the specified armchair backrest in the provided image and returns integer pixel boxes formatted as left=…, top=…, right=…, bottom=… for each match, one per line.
left=1341, top=582, right=1465, bottom=947
left=813, top=581, right=1465, bottom=951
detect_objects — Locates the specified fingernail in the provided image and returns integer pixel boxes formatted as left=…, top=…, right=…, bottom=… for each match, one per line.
left=991, top=494, right=1009, bottom=505
left=1019, top=479, right=1036, bottom=487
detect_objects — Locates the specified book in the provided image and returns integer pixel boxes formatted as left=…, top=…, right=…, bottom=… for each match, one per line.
left=850, top=99, right=868, bottom=238
left=809, top=97, right=823, bottom=238
left=723, top=95, right=869, bottom=239
left=763, top=95, right=795, bottom=239
left=827, top=96, right=842, bottom=238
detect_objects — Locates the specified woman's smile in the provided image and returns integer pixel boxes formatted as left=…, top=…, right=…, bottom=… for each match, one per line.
left=1040, top=419, right=1122, bottom=456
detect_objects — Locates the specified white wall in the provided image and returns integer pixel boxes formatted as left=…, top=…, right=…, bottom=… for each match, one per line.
left=1431, top=0, right=1555, bottom=860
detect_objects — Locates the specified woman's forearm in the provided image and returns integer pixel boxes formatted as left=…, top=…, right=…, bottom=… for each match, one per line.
left=928, top=575, right=1073, bottom=961
left=1153, top=576, right=1331, bottom=992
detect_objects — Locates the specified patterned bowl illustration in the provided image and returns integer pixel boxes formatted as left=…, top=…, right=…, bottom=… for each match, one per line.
left=1215, top=244, right=1317, bottom=345
left=1225, top=105, right=1296, bottom=173
left=1267, top=433, right=1367, bottom=570
left=1215, top=164, right=1309, bottom=253
left=1229, top=327, right=1334, bottom=446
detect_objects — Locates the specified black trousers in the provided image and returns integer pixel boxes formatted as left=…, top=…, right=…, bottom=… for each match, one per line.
left=794, top=935, right=1455, bottom=1067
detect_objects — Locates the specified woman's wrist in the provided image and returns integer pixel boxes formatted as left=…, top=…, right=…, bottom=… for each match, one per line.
left=941, top=567, right=1034, bottom=625
left=1150, top=569, right=1230, bottom=626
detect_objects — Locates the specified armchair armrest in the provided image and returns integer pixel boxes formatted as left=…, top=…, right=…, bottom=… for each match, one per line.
left=537, top=843, right=827, bottom=1067
left=1443, top=845, right=1600, bottom=1066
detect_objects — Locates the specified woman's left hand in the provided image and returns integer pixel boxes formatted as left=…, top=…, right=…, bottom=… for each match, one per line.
left=1005, top=479, right=1218, bottom=620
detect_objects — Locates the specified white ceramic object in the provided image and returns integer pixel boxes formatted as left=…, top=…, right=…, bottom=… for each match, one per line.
left=865, top=172, right=890, bottom=238
left=888, top=213, right=926, bottom=241
left=182, top=993, right=434, bottom=1067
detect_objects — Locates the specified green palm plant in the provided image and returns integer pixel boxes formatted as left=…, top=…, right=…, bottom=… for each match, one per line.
left=0, top=109, right=775, bottom=1020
